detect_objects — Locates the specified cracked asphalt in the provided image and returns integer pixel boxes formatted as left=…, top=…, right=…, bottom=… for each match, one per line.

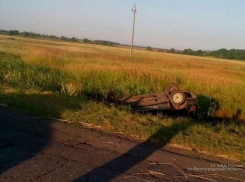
left=0, top=106, right=244, bottom=182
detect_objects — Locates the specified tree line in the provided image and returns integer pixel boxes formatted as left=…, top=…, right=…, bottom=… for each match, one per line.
left=0, top=29, right=116, bottom=46
left=146, top=45, right=245, bottom=61
left=83, top=38, right=116, bottom=46
left=182, top=48, right=245, bottom=61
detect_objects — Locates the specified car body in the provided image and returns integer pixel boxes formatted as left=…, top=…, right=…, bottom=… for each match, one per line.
left=119, top=83, right=198, bottom=114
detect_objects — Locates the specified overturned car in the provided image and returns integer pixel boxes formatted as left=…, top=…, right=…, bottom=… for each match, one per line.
left=119, top=83, right=198, bottom=115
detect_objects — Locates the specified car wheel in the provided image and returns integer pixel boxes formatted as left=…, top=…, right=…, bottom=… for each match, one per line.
left=169, top=90, right=187, bottom=110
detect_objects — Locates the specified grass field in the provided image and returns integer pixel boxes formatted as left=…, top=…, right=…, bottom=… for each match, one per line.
left=0, top=35, right=244, bottom=161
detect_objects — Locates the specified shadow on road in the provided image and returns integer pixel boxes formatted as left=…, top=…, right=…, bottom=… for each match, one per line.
left=0, top=92, right=81, bottom=177
left=72, top=122, right=193, bottom=182
left=0, top=105, right=52, bottom=176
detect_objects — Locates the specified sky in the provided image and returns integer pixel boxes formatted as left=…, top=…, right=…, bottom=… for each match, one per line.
left=0, top=0, right=245, bottom=50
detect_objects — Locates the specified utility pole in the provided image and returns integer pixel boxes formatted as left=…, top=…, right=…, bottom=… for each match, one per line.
left=130, top=4, right=136, bottom=59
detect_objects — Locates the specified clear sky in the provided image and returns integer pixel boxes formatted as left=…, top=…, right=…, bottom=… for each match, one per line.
left=0, top=0, right=245, bottom=50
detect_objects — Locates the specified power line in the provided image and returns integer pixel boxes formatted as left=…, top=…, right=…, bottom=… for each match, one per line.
left=130, top=4, right=136, bottom=59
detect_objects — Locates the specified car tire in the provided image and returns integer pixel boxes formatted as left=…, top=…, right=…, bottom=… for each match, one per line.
left=169, top=90, right=187, bottom=110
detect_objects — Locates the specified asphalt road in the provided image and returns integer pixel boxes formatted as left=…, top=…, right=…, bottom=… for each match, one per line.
left=0, top=105, right=244, bottom=182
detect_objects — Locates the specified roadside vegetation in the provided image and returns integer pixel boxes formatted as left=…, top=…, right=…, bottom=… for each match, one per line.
left=0, top=35, right=244, bottom=161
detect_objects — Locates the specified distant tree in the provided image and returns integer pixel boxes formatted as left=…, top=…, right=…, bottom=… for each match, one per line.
left=22, top=31, right=30, bottom=37
left=83, top=38, right=91, bottom=43
left=195, top=50, right=203, bottom=56
left=92, top=40, right=113, bottom=46
left=183, top=49, right=193, bottom=55
left=29, top=32, right=36, bottom=37
left=48, top=35, right=58, bottom=39
left=157, top=49, right=165, bottom=52
left=0, top=30, right=8, bottom=35
left=111, top=42, right=120, bottom=45
left=71, top=37, right=79, bottom=42
left=146, top=46, right=153, bottom=51
left=8, top=30, right=19, bottom=36
left=61, top=36, right=68, bottom=41
left=169, top=48, right=175, bottom=53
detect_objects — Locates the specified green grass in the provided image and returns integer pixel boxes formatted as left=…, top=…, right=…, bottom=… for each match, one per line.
left=0, top=51, right=74, bottom=92
left=0, top=87, right=244, bottom=161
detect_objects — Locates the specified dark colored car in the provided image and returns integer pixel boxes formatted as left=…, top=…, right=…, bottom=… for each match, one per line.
left=120, top=83, right=198, bottom=115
